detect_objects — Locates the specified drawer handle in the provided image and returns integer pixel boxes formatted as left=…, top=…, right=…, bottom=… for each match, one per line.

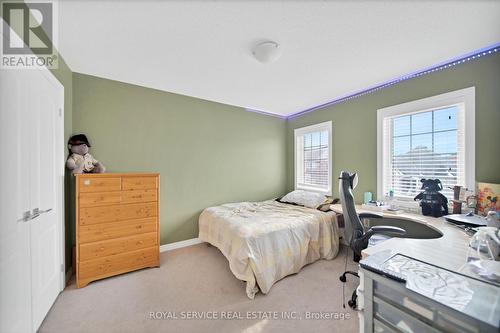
left=136, top=225, right=143, bottom=229
left=137, top=241, right=143, bottom=245
left=403, top=297, right=434, bottom=320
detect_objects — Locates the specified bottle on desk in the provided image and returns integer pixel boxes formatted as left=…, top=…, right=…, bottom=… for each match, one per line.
left=385, top=189, right=397, bottom=211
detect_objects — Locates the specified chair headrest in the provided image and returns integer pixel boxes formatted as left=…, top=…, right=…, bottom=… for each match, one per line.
left=339, top=171, right=358, bottom=190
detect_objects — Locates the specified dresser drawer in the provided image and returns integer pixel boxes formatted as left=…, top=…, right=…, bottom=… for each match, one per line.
left=122, top=177, right=157, bottom=190
left=373, top=319, right=398, bottom=333
left=121, top=189, right=157, bottom=204
left=79, top=232, right=158, bottom=261
left=79, top=202, right=157, bottom=225
left=79, top=191, right=122, bottom=207
left=78, top=217, right=157, bottom=243
left=374, top=296, right=441, bottom=333
left=78, top=246, right=158, bottom=280
left=78, top=177, right=121, bottom=193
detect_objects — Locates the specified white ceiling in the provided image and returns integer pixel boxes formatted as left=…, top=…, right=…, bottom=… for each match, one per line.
left=59, top=1, right=500, bottom=117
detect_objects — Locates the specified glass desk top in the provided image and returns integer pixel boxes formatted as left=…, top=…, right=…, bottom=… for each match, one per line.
left=361, top=252, right=500, bottom=328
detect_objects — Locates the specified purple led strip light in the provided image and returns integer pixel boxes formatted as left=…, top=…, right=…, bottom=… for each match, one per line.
left=283, top=42, right=500, bottom=119
left=245, top=107, right=287, bottom=119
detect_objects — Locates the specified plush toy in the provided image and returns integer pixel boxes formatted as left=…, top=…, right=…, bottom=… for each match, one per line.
left=66, top=134, right=106, bottom=174
left=414, top=178, right=448, bottom=217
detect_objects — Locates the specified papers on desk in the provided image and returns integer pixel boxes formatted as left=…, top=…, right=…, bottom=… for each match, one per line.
left=445, top=213, right=488, bottom=227
left=361, top=203, right=404, bottom=214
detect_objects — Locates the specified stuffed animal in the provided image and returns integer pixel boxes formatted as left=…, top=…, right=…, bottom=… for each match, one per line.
left=414, top=178, right=448, bottom=217
left=66, top=134, right=106, bottom=174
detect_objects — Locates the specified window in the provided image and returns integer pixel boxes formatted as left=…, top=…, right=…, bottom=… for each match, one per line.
left=377, top=87, right=475, bottom=205
left=294, top=121, right=332, bottom=195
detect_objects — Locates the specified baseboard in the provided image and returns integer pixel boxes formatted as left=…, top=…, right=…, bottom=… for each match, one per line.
left=160, top=238, right=204, bottom=252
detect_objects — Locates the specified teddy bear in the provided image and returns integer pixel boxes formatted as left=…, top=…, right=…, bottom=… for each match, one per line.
left=66, top=134, right=106, bottom=174
left=414, top=178, right=448, bottom=217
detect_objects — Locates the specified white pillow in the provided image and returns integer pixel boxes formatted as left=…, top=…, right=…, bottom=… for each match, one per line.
left=280, top=190, right=326, bottom=209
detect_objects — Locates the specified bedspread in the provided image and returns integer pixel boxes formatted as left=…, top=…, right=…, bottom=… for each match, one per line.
left=198, top=200, right=339, bottom=299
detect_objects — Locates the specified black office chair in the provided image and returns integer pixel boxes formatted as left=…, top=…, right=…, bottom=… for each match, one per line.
left=338, top=171, right=406, bottom=308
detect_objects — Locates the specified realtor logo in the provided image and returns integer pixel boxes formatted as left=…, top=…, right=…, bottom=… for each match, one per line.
left=1, top=1, right=58, bottom=69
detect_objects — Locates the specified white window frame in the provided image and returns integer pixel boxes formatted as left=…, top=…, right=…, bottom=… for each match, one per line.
left=294, top=121, right=332, bottom=195
left=377, top=87, right=475, bottom=208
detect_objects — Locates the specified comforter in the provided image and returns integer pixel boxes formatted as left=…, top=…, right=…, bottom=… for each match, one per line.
left=198, top=200, right=339, bottom=299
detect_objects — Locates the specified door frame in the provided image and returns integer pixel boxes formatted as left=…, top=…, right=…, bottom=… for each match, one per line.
left=37, top=65, right=66, bottom=292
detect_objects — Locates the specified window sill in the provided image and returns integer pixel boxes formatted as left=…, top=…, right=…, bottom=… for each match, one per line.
left=296, top=185, right=331, bottom=196
left=386, top=199, right=420, bottom=213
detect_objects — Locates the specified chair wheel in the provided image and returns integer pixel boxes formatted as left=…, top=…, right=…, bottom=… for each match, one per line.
left=348, top=300, right=356, bottom=309
left=339, top=275, right=346, bottom=283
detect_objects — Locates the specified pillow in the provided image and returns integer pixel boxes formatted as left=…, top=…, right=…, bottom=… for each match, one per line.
left=280, top=190, right=327, bottom=209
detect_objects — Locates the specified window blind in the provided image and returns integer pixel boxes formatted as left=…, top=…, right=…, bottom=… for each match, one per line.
left=382, top=104, right=466, bottom=200
left=302, top=131, right=329, bottom=187
left=295, top=121, right=331, bottom=194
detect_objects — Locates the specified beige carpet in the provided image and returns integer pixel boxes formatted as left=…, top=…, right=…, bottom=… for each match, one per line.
left=39, top=244, right=360, bottom=333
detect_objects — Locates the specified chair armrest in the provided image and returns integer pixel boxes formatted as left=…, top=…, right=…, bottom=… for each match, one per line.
left=363, top=226, right=406, bottom=239
left=359, top=213, right=383, bottom=219
left=352, top=225, right=407, bottom=259
left=370, top=225, right=406, bottom=235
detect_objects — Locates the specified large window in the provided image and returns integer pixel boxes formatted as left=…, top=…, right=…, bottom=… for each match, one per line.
left=377, top=87, right=475, bottom=205
left=294, top=121, right=332, bottom=195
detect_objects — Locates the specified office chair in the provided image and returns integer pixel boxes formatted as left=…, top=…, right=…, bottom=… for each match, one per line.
left=338, top=171, right=406, bottom=308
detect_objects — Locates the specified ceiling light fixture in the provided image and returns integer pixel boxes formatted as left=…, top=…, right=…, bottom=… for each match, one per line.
left=252, top=41, right=281, bottom=63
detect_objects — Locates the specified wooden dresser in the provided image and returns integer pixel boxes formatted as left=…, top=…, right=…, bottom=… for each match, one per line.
left=75, top=173, right=160, bottom=288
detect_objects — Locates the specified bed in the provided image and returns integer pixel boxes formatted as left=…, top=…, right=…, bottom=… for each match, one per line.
left=198, top=199, right=340, bottom=299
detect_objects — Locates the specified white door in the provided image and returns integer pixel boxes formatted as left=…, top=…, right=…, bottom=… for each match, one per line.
left=0, top=34, right=65, bottom=333
left=28, top=68, right=65, bottom=331
left=0, top=68, right=33, bottom=333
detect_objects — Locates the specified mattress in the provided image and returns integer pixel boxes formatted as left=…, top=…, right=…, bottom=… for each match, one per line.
left=198, top=200, right=340, bottom=299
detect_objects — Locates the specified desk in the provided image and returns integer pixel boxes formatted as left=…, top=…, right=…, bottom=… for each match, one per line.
left=330, top=205, right=484, bottom=333
left=360, top=256, right=500, bottom=333
left=330, top=204, right=472, bottom=277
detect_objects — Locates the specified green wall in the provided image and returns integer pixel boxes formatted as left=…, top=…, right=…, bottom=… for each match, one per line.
left=287, top=52, right=500, bottom=203
left=72, top=73, right=287, bottom=244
